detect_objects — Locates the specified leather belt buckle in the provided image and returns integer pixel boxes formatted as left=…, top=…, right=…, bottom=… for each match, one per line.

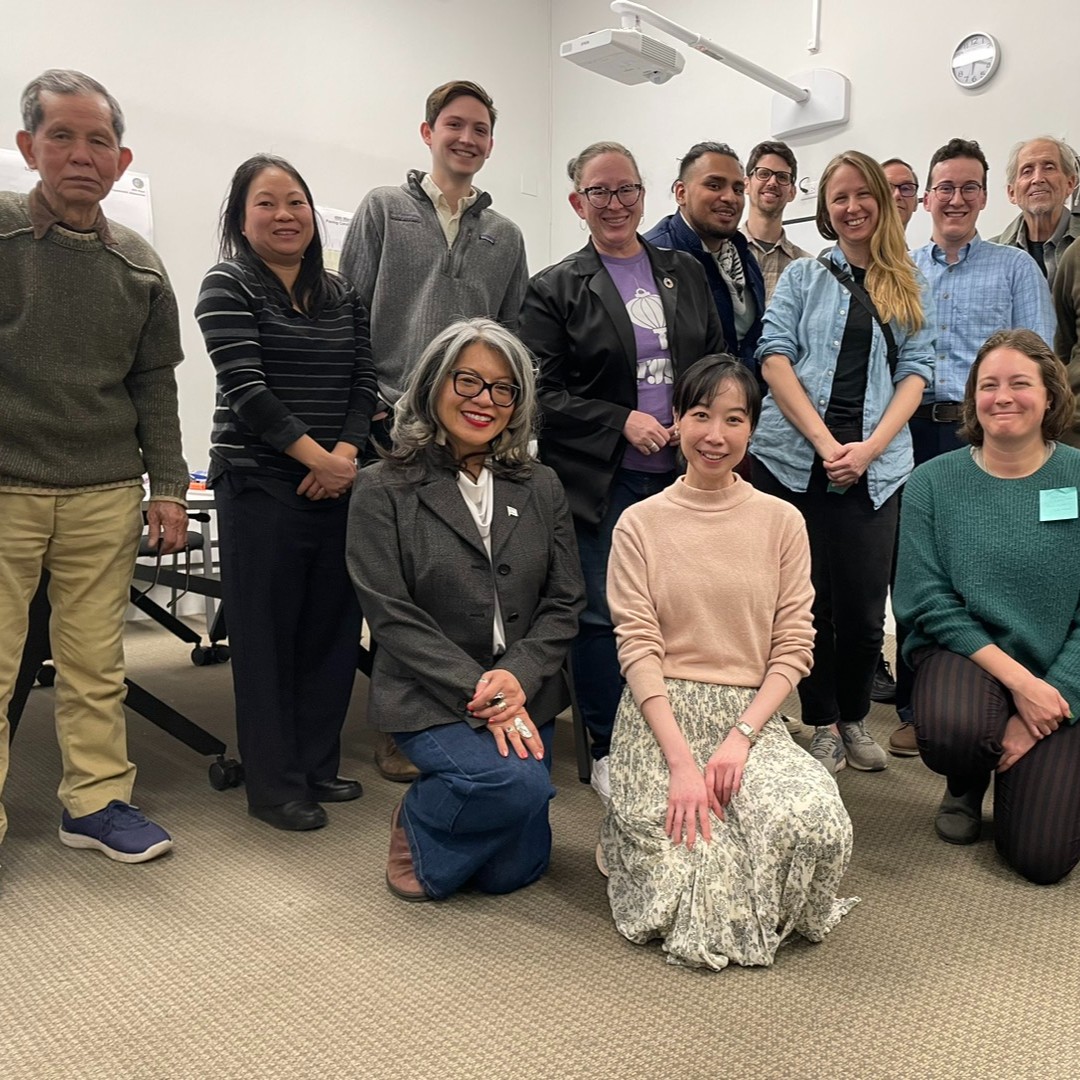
left=931, top=402, right=962, bottom=423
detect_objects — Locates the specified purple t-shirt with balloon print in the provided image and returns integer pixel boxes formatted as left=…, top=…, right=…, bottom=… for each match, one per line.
left=599, top=250, right=675, bottom=473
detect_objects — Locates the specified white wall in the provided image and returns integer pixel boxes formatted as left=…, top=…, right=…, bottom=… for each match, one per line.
left=2, top=0, right=552, bottom=470
left=549, top=0, right=1077, bottom=259
left=6, top=0, right=1077, bottom=469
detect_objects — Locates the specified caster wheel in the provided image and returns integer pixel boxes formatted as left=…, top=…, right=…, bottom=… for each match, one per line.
left=191, top=646, right=210, bottom=666
left=36, top=664, right=56, bottom=687
left=210, top=644, right=231, bottom=663
left=209, top=757, right=244, bottom=790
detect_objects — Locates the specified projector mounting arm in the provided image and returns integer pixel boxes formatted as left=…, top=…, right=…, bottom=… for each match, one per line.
left=611, top=1, right=809, bottom=103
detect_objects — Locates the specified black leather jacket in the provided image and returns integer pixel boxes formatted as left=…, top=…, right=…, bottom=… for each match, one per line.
left=519, top=237, right=725, bottom=525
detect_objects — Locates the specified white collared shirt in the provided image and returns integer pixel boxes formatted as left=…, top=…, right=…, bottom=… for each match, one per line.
left=420, top=174, right=480, bottom=247
left=456, top=466, right=507, bottom=655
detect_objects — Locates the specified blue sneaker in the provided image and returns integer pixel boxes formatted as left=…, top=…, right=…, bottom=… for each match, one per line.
left=59, top=800, right=173, bottom=863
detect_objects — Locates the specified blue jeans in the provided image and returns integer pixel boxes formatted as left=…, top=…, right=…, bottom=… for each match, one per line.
left=572, top=468, right=675, bottom=759
left=392, top=721, right=556, bottom=900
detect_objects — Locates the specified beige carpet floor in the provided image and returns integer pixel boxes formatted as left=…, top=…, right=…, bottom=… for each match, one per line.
left=2, top=624, right=1078, bottom=1080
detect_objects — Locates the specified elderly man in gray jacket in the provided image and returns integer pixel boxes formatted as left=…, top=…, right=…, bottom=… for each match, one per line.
left=992, top=136, right=1079, bottom=290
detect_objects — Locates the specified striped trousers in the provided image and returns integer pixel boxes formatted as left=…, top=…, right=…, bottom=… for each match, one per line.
left=911, top=647, right=1080, bottom=885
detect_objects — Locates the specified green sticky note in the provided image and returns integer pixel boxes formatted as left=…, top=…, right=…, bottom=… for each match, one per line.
left=1039, top=487, right=1078, bottom=522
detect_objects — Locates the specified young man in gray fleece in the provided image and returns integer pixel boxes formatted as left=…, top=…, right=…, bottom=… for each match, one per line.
left=339, top=79, right=528, bottom=781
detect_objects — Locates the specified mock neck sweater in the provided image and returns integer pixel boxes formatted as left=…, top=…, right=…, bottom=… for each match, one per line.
left=0, top=189, right=187, bottom=499
left=608, top=474, right=815, bottom=705
left=895, top=446, right=1080, bottom=713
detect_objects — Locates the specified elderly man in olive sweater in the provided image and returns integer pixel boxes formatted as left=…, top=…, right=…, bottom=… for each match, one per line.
left=0, top=70, right=188, bottom=864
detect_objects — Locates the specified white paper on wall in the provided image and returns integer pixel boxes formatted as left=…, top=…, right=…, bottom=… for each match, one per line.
left=316, top=205, right=354, bottom=272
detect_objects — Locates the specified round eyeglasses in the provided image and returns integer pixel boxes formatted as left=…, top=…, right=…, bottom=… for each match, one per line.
left=450, top=370, right=520, bottom=407
left=928, top=182, right=984, bottom=201
left=890, top=182, right=918, bottom=198
left=577, top=184, right=644, bottom=209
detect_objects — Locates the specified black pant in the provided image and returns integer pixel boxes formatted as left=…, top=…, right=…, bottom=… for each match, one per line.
left=215, top=484, right=361, bottom=805
left=753, top=456, right=897, bottom=727
left=893, top=417, right=965, bottom=714
left=911, top=647, right=1080, bottom=885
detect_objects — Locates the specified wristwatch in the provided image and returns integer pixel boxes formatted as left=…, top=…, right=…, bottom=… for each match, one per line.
left=733, top=721, right=757, bottom=745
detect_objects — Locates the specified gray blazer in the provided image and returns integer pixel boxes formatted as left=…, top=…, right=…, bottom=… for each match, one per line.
left=347, top=460, right=585, bottom=733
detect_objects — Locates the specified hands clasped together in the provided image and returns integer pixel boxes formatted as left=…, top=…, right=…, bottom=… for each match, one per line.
left=818, top=435, right=877, bottom=490
left=467, top=669, right=544, bottom=761
left=297, top=444, right=358, bottom=501
left=997, top=674, right=1072, bottom=773
left=665, top=727, right=752, bottom=849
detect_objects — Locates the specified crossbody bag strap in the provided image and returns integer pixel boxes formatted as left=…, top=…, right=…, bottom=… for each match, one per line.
left=817, top=256, right=898, bottom=375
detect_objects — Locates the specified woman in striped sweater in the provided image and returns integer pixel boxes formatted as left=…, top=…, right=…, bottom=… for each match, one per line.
left=196, top=155, right=377, bottom=832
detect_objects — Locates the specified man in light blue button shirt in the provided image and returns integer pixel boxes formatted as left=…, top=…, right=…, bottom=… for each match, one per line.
left=892, top=138, right=1054, bottom=747
left=912, top=138, right=1054, bottom=464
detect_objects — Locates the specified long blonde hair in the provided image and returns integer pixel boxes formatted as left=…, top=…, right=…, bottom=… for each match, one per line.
left=816, top=151, right=924, bottom=332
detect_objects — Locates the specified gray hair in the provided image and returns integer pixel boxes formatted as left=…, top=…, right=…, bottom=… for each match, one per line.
left=1005, top=135, right=1079, bottom=187
left=567, top=141, right=641, bottom=187
left=20, top=69, right=125, bottom=142
left=389, top=318, right=538, bottom=477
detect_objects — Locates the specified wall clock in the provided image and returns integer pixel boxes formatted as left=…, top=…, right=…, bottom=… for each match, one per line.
left=951, top=32, right=1001, bottom=89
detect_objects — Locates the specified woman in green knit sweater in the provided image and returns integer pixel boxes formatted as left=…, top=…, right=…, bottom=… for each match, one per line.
left=895, top=328, right=1080, bottom=884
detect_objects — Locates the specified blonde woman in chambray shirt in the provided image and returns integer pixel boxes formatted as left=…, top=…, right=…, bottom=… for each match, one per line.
left=750, top=150, right=935, bottom=777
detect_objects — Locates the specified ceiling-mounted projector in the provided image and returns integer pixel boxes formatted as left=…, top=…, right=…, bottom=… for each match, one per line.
left=560, top=28, right=684, bottom=85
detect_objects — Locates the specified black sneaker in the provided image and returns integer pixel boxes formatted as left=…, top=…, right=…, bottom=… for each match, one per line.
left=870, top=655, right=896, bottom=703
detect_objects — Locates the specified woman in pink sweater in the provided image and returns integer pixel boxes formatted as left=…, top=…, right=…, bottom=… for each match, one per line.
left=602, top=355, right=857, bottom=970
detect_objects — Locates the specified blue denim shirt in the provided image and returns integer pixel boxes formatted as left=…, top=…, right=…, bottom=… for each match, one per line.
left=750, top=248, right=936, bottom=509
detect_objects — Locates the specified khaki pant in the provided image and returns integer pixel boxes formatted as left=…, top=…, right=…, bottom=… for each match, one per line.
left=0, top=487, right=143, bottom=843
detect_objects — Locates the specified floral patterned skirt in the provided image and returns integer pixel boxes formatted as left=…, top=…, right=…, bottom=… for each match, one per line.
left=600, top=679, right=858, bottom=970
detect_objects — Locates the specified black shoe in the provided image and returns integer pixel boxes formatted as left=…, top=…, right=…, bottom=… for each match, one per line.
left=309, top=777, right=364, bottom=802
left=870, top=655, right=897, bottom=703
left=248, top=800, right=328, bottom=831
left=934, top=777, right=989, bottom=845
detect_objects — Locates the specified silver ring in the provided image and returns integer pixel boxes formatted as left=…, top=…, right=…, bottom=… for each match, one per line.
left=514, top=716, right=533, bottom=739
left=489, top=691, right=506, bottom=707
left=497, top=701, right=509, bottom=713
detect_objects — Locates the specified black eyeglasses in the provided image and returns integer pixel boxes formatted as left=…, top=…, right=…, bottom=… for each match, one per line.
left=750, top=166, right=794, bottom=186
left=928, top=182, right=984, bottom=201
left=450, top=370, right=520, bottom=407
left=890, top=182, right=918, bottom=198
left=577, top=183, right=644, bottom=209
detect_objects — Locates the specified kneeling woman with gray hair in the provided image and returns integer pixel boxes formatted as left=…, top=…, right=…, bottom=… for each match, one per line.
left=348, top=318, right=585, bottom=901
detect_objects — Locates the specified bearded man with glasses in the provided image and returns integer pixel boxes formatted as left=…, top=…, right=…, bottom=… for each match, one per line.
left=740, top=140, right=812, bottom=302
left=884, top=138, right=1055, bottom=758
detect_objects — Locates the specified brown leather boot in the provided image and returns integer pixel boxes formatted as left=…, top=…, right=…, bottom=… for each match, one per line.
left=374, top=731, right=420, bottom=782
left=386, top=803, right=429, bottom=901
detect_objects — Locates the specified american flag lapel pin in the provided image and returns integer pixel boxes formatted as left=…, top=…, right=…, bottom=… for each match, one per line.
left=507, top=506, right=518, bottom=517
